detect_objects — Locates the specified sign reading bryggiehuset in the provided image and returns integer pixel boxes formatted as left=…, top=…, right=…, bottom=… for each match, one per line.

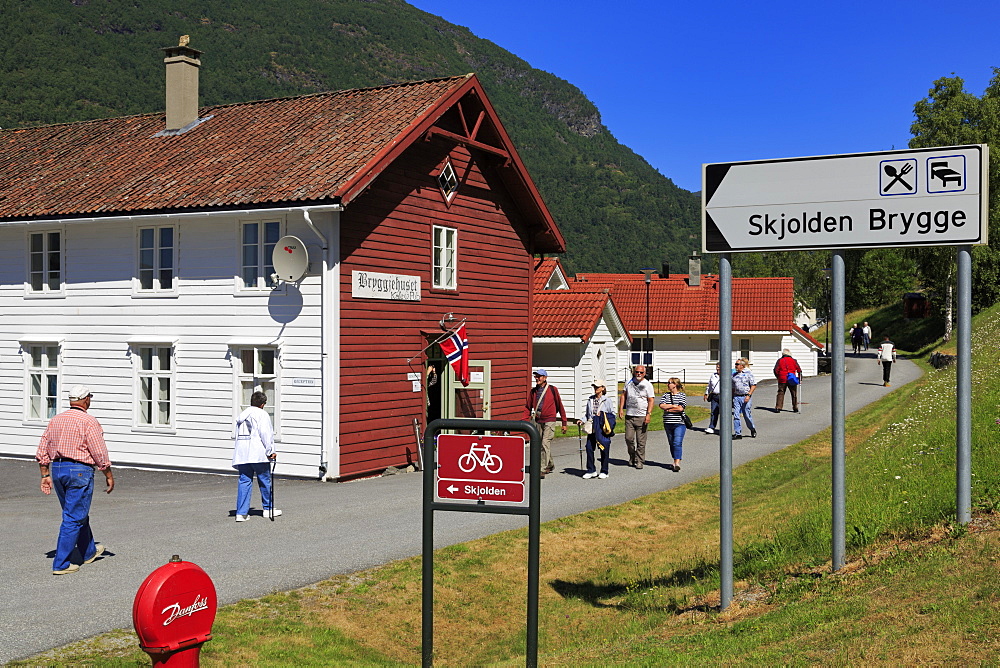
left=703, top=145, right=988, bottom=253
left=351, top=270, right=421, bottom=301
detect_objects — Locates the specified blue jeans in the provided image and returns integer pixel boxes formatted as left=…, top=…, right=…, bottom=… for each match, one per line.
left=734, top=395, right=756, bottom=435
left=665, top=423, right=687, bottom=461
left=51, top=461, right=98, bottom=571
left=236, top=462, right=273, bottom=515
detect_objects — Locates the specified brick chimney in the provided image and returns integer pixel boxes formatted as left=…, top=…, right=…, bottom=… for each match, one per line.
left=688, top=251, right=701, bottom=287
left=161, top=36, right=202, bottom=131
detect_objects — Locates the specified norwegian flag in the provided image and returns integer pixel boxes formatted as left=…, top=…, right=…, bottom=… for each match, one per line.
left=439, top=324, right=470, bottom=386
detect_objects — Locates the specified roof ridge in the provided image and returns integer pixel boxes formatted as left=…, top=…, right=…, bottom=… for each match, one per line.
left=1, top=74, right=475, bottom=133
left=201, top=73, right=474, bottom=113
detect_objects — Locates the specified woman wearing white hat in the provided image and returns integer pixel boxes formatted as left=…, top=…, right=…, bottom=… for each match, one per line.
left=577, top=380, right=616, bottom=479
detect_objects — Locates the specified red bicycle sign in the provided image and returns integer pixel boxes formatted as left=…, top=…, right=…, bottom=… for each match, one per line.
left=436, top=434, right=525, bottom=502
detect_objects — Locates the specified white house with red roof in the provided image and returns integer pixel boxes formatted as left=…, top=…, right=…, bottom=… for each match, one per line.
left=535, top=256, right=822, bottom=388
left=0, top=40, right=564, bottom=480
left=531, top=280, right=631, bottom=420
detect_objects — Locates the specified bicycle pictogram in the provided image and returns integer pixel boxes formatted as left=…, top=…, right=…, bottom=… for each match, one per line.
left=458, top=441, right=503, bottom=474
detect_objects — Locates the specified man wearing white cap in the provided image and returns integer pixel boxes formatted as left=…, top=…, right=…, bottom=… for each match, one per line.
left=523, top=368, right=567, bottom=477
left=35, top=384, right=114, bottom=575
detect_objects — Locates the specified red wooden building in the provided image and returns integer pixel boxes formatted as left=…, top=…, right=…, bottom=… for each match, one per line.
left=0, top=41, right=564, bottom=480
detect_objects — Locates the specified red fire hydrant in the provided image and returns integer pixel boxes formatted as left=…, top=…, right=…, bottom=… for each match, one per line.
left=133, top=555, right=218, bottom=667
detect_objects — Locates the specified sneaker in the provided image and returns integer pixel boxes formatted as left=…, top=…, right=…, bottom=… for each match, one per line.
left=53, top=564, right=80, bottom=575
left=884, top=382, right=890, bottom=387
left=263, top=509, right=282, bottom=517
left=751, top=429, right=757, bottom=438
left=733, top=434, right=743, bottom=440
left=597, top=472, right=608, bottom=479
left=704, top=428, right=715, bottom=435
left=83, top=544, right=105, bottom=564
left=793, top=409, right=800, bottom=413
left=235, top=514, right=249, bottom=522
left=582, top=471, right=598, bottom=479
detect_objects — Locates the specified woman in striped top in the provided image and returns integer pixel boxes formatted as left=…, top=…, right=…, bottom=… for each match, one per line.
left=658, top=377, right=687, bottom=472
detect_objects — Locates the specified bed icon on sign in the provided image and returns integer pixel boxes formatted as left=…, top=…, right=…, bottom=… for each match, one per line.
left=926, top=155, right=965, bottom=193
left=880, top=158, right=917, bottom=196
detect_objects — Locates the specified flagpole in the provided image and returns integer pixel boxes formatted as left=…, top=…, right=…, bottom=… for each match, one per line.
left=406, top=318, right=468, bottom=364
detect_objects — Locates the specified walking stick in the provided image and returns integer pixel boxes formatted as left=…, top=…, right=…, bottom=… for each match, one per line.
left=577, top=422, right=584, bottom=470
left=269, top=455, right=277, bottom=522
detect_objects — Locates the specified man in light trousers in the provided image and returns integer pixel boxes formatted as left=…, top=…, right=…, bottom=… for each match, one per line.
left=619, top=365, right=654, bottom=468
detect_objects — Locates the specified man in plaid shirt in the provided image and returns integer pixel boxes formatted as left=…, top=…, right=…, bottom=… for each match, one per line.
left=36, top=385, right=115, bottom=575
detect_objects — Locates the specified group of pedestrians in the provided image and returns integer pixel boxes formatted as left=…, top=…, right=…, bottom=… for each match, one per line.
left=528, top=352, right=804, bottom=480
left=34, top=384, right=281, bottom=574
left=850, top=322, right=872, bottom=354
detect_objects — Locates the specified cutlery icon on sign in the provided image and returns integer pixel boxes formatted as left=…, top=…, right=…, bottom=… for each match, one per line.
left=883, top=163, right=914, bottom=192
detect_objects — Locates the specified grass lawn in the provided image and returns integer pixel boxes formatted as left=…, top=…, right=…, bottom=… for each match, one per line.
left=18, top=304, right=1000, bottom=666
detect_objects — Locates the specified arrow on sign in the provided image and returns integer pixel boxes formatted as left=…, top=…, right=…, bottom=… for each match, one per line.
left=447, top=484, right=458, bottom=493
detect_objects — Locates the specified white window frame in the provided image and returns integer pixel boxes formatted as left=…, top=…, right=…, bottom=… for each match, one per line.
left=232, top=344, right=281, bottom=436
left=738, top=337, right=752, bottom=363
left=22, top=341, right=62, bottom=422
left=709, top=338, right=752, bottom=364
left=432, top=225, right=457, bottom=290
left=631, top=337, right=653, bottom=366
left=134, top=225, right=178, bottom=296
left=237, top=219, right=283, bottom=293
left=437, top=161, right=459, bottom=201
left=131, top=343, right=176, bottom=431
left=25, top=229, right=65, bottom=297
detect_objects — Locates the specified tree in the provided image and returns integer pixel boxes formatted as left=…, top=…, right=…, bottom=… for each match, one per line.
left=909, top=73, right=1000, bottom=333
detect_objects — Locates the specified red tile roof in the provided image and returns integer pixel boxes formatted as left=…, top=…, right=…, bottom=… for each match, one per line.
left=567, top=273, right=796, bottom=333
left=534, top=290, right=619, bottom=342
left=0, top=74, right=565, bottom=252
left=533, top=257, right=564, bottom=291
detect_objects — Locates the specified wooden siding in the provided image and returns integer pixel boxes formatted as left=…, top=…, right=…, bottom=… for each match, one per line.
left=644, top=334, right=819, bottom=386
left=0, top=215, right=326, bottom=479
left=338, top=139, right=534, bottom=477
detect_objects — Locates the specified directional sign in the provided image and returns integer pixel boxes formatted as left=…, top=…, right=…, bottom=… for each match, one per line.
left=436, top=479, right=525, bottom=503
left=436, top=434, right=525, bottom=504
left=703, top=145, right=988, bottom=253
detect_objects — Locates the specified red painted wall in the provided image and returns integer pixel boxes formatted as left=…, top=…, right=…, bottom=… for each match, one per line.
left=338, top=138, right=536, bottom=477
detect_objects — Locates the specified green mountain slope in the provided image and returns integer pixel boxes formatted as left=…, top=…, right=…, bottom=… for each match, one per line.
left=0, top=0, right=700, bottom=274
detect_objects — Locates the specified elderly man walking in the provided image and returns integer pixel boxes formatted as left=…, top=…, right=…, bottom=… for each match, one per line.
left=619, top=365, right=655, bottom=468
left=523, top=368, right=567, bottom=478
left=732, top=359, right=757, bottom=439
left=773, top=349, right=803, bottom=413
left=35, top=384, right=114, bottom=575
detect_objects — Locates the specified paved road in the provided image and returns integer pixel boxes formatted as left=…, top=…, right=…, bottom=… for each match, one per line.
left=2, top=353, right=921, bottom=663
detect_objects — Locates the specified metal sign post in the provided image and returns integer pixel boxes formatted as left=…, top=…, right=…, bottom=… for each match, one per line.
left=421, top=419, right=541, bottom=667
left=703, top=144, right=986, bottom=607
left=718, top=254, right=734, bottom=610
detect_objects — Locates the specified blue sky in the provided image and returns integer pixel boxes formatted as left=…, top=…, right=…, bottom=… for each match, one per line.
left=409, top=0, right=1000, bottom=193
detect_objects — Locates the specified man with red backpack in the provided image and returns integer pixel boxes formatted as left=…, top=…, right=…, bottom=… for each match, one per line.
left=773, top=349, right=803, bottom=413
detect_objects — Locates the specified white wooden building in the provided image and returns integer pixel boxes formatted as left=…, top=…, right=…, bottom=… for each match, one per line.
left=535, top=256, right=823, bottom=389
left=0, top=44, right=565, bottom=480
left=531, top=287, right=631, bottom=420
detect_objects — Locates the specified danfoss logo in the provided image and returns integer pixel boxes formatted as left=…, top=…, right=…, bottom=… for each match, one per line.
left=161, top=594, right=210, bottom=626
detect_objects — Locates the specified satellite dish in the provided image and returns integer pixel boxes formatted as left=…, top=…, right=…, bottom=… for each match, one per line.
left=272, top=236, right=309, bottom=282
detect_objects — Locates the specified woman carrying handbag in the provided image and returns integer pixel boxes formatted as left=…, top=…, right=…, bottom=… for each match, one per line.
left=658, top=377, right=688, bottom=472
left=577, top=380, right=616, bottom=479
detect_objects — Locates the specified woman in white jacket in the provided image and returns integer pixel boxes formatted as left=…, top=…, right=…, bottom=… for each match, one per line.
left=232, top=391, right=280, bottom=521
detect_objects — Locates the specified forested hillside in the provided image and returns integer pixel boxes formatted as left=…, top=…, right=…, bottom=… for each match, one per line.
left=0, top=0, right=701, bottom=274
